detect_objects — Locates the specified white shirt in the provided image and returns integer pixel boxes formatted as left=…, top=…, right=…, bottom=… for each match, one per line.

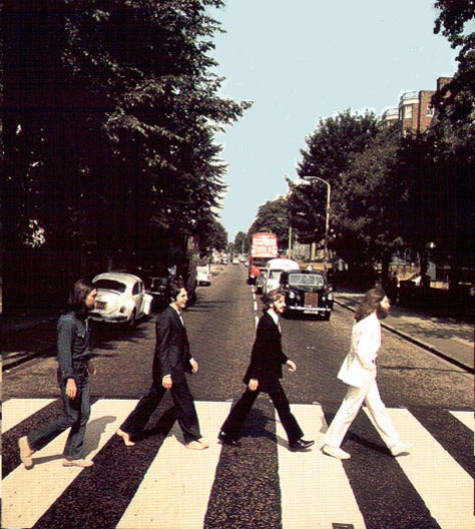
left=267, top=308, right=281, bottom=333
left=170, top=304, right=185, bottom=326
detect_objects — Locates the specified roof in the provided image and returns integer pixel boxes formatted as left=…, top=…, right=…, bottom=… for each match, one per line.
left=93, top=271, right=143, bottom=285
left=266, top=258, right=300, bottom=271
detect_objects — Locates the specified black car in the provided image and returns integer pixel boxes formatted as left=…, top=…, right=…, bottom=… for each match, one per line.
left=147, top=276, right=169, bottom=312
left=279, top=270, right=333, bottom=320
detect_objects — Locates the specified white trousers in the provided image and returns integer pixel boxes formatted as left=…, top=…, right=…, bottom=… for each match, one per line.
left=324, top=378, right=400, bottom=449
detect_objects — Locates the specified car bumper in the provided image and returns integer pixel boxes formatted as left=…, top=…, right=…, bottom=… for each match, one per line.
left=89, top=313, right=129, bottom=323
left=286, top=306, right=332, bottom=314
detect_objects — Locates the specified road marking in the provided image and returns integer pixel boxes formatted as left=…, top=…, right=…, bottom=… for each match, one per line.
left=2, top=399, right=138, bottom=529
left=276, top=404, right=366, bottom=529
left=2, top=398, right=56, bottom=432
left=367, top=408, right=474, bottom=529
left=116, top=401, right=232, bottom=529
left=449, top=410, right=473, bottom=432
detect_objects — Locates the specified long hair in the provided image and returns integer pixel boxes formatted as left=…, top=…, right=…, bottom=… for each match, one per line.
left=261, top=287, right=284, bottom=311
left=67, top=278, right=94, bottom=315
left=354, top=286, right=386, bottom=322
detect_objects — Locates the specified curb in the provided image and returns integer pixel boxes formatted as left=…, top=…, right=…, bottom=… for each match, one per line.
left=334, top=300, right=474, bottom=374
left=2, top=343, right=56, bottom=372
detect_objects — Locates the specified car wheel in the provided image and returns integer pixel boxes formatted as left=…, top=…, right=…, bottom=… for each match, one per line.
left=322, top=312, right=331, bottom=321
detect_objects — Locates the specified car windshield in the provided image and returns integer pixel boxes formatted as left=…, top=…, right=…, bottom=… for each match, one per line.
left=269, top=270, right=281, bottom=279
left=94, top=279, right=127, bottom=293
left=288, top=274, right=324, bottom=287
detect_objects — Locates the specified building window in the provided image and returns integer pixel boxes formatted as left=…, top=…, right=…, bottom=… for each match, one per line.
left=403, top=105, right=413, bottom=118
left=427, top=104, right=435, bottom=117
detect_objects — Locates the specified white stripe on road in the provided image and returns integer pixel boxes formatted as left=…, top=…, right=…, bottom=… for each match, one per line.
left=116, top=401, right=232, bottom=529
left=367, top=408, right=474, bottom=529
left=2, top=399, right=138, bottom=529
left=449, top=410, right=473, bottom=432
left=2, top=398, right=56, bottom=432
left=276, top=404, right=366, bottom=529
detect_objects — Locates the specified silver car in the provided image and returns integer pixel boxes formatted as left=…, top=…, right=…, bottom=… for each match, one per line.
left=90, top=272, right=153, bottom=327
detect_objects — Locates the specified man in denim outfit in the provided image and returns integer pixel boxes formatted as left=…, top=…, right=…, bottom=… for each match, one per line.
left=18, top=278, right=98, bottom=468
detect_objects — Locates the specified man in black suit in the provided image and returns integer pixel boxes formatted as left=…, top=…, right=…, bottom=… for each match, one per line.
left=218, top=288, right=314, bottom=451
left=117, top=281, right=208, bottom=450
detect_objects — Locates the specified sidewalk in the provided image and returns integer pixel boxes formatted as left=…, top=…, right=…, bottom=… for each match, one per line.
left=334, top=290, right=474, bottom=372
left=2, top=314, right=59, bottom=371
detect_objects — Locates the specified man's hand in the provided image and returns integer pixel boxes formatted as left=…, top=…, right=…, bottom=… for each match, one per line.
left=66, top=378, right=77, bottom=399
left=286, top=360, right=297, bottom=372
left=87, top=360, right=96, bottom=376
left=162, top=375, right=173, bottom=389
left=248, top=379, right=258, bottom=391
left=190, top=358, right=199, bottom=374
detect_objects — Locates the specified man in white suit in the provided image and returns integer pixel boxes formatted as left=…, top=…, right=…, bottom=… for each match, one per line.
left=322, top=287, right=411, bottom=460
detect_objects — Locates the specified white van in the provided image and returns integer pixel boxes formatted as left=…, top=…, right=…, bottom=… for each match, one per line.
left=262, top=258, right=300, bottom=295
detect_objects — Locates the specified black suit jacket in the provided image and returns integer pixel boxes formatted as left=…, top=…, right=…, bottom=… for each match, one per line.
left=153, top=305, right=192, bottom=384
left=243, top=311, right=288, bottom=387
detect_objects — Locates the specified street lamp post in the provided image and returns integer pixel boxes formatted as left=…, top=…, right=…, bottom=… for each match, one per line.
left=301, top=175, right=331, bottom=275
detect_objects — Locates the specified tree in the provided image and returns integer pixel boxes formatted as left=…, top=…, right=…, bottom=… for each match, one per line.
left=233, top=231, right=249, bottom=254
left=197, top=219, right=227, bottom=255
left=2, top=0, right=250, bottom=312
left=336, top=126, right=408, bottom=277
left=248, top=197, right=289, bottom=250
left=290, top=110, right=382, bottom=248
left=430, top=0, right=475, bottom=287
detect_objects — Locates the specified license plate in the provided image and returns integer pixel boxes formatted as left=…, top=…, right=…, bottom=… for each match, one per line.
left=95, top=301, right=106, bottom=310
left=304, top=292, right=318, bottom=307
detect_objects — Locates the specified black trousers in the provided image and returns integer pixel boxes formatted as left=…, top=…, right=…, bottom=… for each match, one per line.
left=120, top=378, right=201, bottom=444
left=221, top=379, right=303, bottom=443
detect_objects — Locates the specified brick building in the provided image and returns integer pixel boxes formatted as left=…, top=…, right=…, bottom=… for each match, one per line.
left=382, top=76, right=452, bottom=134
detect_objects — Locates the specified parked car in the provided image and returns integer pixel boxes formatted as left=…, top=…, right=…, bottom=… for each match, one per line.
left=147, top=276, right=169, bottom=312
left=280, top=270, right=333, bottom=320
left=262, top=258, right=300, bottom=295
left=90, top=271, right=153, bottom=327
left=196, top=265, right=212, bottom=286
left=232, top=256, right=240, bottom=265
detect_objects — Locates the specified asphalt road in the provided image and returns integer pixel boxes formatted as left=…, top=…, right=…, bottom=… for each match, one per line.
left=3, top=264, right=473, bottom=529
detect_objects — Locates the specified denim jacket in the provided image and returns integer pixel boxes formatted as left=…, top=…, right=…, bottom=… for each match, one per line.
left=57, top=312, right=92, bottom=380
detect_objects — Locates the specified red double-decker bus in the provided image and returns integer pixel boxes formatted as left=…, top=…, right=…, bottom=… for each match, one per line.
left=248, top=232, right=278, bottom=284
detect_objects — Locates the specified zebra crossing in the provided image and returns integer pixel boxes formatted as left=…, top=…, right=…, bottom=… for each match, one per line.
left=2, top=398, right=473, bottom=529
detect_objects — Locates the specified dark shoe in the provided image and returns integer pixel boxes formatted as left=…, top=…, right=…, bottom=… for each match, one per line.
left=218, top=431, right=241, bottom=447
left=289, top=438, right=314, bottom=451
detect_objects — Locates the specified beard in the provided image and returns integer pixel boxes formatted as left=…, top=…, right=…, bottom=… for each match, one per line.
left=376, top=304, right=389, bottom=319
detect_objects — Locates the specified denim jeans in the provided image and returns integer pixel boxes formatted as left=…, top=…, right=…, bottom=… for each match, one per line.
left=28, top=370, right=91, bottom=460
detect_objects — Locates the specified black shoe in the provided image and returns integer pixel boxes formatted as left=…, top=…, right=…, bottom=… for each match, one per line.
left=289, top=438, right=314, bottom=451
left=218, top=431, right=241, bottom=447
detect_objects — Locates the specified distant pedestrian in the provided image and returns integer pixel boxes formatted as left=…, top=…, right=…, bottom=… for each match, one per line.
left=116, top=280, right=208, bottom=450
left=18, top=278, right=98, bottom=468
left=322, top=287, right=411, bottom=460
left=218, top=288, right=314, bottom=451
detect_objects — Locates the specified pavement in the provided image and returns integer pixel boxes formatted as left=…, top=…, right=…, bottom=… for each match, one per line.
left=2, top=289, right=474, bottom=373
left=334, top=289, right=474, bottom=372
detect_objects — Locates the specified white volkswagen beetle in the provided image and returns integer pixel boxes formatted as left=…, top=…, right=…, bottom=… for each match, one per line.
left=90, top=272, right=153, bottom=327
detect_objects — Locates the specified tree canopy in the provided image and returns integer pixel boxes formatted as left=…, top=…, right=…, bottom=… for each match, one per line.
left=2, top=0, right=250, bottom=311
left=248, top=196, right=289, bottom=249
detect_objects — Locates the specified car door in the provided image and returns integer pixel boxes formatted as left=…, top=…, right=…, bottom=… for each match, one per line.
left=132, top=280, right=144, bottom=317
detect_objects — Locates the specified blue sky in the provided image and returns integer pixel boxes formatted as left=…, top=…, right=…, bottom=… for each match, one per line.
left=209, top=1, right=458, bottom=241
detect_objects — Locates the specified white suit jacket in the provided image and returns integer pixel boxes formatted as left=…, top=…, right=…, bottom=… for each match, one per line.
left=337, top=312, right=380, bottom=388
